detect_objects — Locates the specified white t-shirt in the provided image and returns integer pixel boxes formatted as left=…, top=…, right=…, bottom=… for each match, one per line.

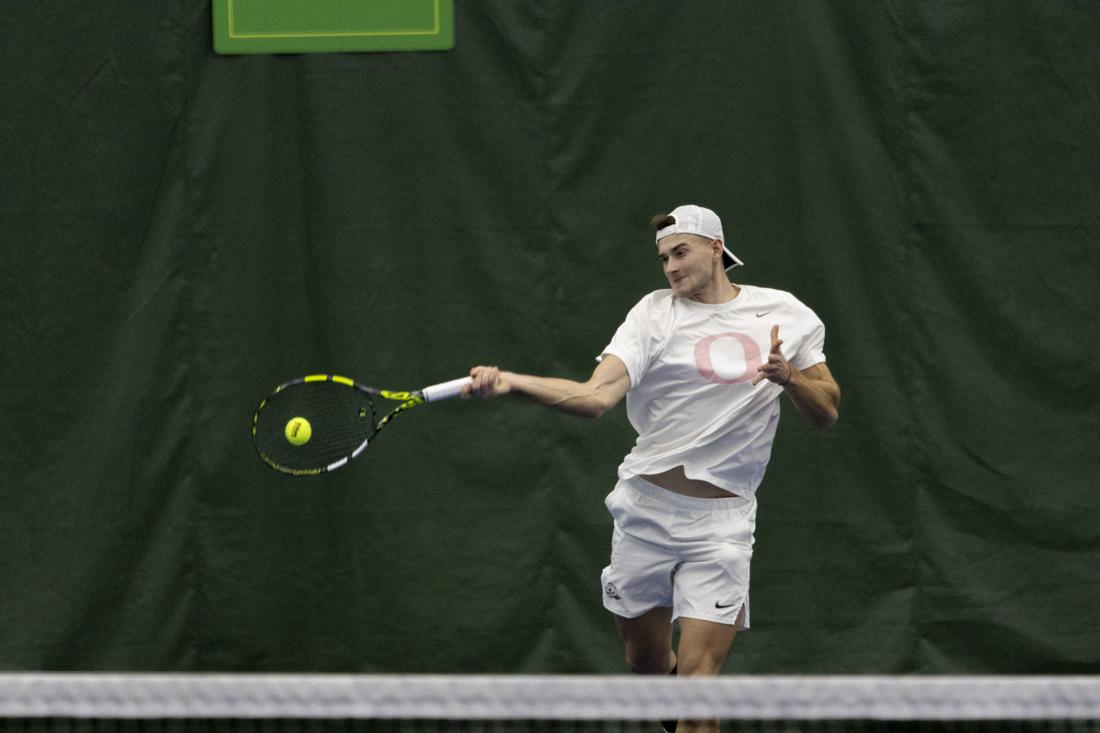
left=599, top=284, right=827, bottom=495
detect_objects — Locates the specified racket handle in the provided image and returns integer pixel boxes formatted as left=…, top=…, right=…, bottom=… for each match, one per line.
left=421, top=376, right=473, bottom=403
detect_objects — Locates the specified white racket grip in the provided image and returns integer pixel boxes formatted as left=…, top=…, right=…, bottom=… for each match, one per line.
left=421, top=376, right=473, bottom=403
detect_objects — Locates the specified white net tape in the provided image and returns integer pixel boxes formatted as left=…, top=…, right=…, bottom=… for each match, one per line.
left=1, top=675, right=1099, bottom=721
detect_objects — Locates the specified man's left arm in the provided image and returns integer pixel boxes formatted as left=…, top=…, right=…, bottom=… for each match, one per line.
left=753, top=325, right=841, bottom=429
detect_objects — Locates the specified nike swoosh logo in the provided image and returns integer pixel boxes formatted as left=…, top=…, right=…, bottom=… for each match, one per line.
left=714, top=602, right=739, bottom=609
left=755, top=311, right=772, bottom=318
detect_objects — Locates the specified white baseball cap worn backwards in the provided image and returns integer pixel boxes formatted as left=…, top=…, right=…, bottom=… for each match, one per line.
left=655, top=204, right=744, bottom=270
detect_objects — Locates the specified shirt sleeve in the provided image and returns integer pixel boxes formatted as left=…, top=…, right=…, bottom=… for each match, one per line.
left=597, top=294, right=657, bottom=388
left=789, top=301, right=827, bottom=371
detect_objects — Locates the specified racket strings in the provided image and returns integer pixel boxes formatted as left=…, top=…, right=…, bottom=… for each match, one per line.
left=253, top=380, right=377, bottom=473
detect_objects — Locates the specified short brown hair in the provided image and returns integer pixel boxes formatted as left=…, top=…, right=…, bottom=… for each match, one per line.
left=650, top=213, right=675, bottom=231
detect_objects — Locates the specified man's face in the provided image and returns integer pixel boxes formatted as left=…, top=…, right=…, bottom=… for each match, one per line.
left=657, top=233, right=720, bottom=298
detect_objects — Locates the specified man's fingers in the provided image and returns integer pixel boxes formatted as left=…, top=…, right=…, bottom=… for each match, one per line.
left=463, top=366, right=501, bottom=398
left=755, top=327, right=795, bottom=387
left=769, top=325, right=785, bottom=354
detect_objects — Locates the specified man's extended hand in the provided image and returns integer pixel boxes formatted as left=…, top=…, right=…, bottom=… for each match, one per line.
left=462, top=365, right=512, bottom=399
left=753, top=325, right=794, bottom=387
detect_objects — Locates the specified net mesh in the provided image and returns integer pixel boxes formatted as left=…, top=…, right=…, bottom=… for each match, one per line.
left=1, top=675, right=1098, bottom=732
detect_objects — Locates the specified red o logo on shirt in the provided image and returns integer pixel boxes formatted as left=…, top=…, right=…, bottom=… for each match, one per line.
left=694, top=332, right=762, bottom=384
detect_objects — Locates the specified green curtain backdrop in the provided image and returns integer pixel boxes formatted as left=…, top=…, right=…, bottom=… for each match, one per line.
left=1, top=1, right=1097, bottom=673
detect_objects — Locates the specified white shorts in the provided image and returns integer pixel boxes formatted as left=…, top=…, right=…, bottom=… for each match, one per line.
left=600, top=476, right=756, bottom=628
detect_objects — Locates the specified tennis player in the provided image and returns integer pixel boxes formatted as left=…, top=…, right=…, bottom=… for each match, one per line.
left=464, top=205, right=840, bottom=733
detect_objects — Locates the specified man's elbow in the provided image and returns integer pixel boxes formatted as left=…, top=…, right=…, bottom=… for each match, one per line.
left=577, top=381, right=622, bottom=420
left=581, top=402, right=609, bottom=420
left=815, top=392, right=840, bottom=429
left=560, top=398, right=607, bottom=420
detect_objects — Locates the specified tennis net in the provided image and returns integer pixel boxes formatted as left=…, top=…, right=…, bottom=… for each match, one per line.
left=1, top=674, right=1099, bottom=732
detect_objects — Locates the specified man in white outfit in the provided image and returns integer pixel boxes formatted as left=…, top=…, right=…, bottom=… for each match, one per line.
left=465, top=205, right=841, bottom=733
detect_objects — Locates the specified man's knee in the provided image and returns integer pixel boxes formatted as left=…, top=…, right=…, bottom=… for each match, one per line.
left=623, top=641, right=674, bottom=675
left=674, top=648, right=726, bottom=677
left=674, top=617, right=739, bottom=677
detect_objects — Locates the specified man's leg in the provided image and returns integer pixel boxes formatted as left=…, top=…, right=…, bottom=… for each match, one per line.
left=612, top=606, right=675, bottom=674
left=669, top=610, right=743, bottom=733
left=614, top=607, right=678, bottom=733
left=675, top=614, right=739, bottom=676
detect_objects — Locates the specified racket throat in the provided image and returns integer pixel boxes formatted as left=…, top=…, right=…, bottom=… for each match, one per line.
left=379, top=390, right=421, bottom=404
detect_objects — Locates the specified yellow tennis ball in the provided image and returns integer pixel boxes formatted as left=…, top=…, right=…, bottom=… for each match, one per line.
left=284, top=417, right=312, bottom=446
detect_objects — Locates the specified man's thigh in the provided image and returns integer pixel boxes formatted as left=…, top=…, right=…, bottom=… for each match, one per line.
left=675, top=613, right=742, bottom=676
left=613, top=607, right=675, bottom=674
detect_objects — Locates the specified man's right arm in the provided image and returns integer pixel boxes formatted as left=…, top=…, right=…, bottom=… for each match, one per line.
left=462, top=355, right=631, bottom=419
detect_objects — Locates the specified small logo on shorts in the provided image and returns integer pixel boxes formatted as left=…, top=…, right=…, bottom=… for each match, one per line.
left=605, top=583, right=622, bottom=600
left=714, top=601, right=739, bottom=609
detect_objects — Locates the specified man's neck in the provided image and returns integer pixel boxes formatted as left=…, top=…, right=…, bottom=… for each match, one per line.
left=688, top=278, right=740, bottom=305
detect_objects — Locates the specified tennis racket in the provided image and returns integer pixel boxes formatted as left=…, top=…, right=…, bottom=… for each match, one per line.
left=251, top=373, right=472, bottom=476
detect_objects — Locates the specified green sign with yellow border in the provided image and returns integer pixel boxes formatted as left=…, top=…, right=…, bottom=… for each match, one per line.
left=212, top=0, right=454, bottom=54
